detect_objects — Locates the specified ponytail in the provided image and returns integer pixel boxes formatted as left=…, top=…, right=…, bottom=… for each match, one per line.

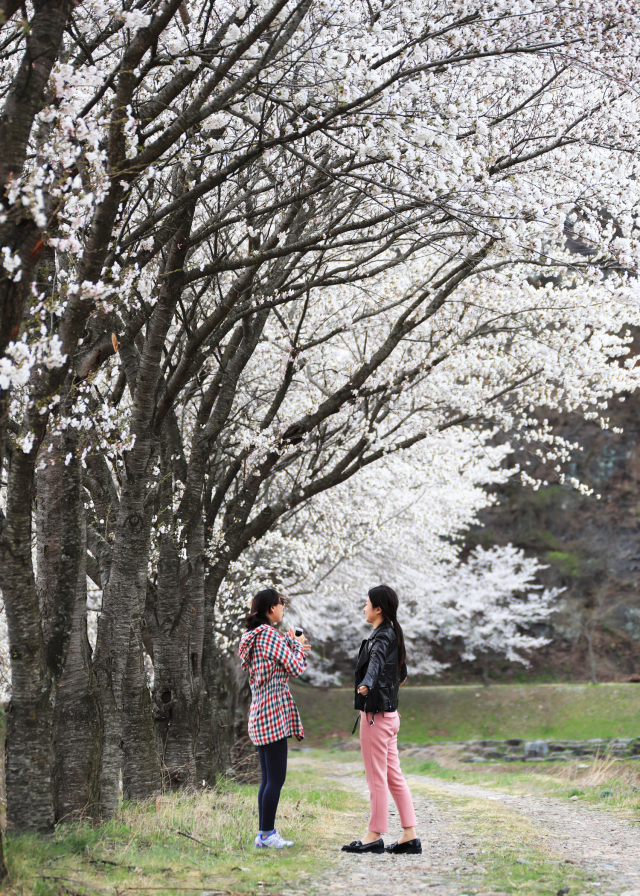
left=368, top=584, right=406, bottom=670
left=245, top=588, right=284, bottom=630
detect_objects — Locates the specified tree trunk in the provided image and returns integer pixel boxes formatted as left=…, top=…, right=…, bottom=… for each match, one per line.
left=481, top=652, right=490, bottom=687
left=0, top=831, right=7, bottom=881
left=33, top=428, right=102, bottom=821
left=51, top=512, right=103, bottom=822
left=2, top=420, right=85, bottom=829
left=195, top=611, right=238, bottom=786
left=92, top=491, right=156, bottom=815
left=36, top=430, right=84, bottom=678
left=585, top=624, right=598, bottom=685
left=122, top=623, right=161, bottom=801
left=1, top=438, right=53, bottom=830
left=151, top=528, right=205, bottom=789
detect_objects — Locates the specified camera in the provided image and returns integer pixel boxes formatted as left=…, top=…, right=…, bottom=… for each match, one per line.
left=294, top=626, right=304, bottom=637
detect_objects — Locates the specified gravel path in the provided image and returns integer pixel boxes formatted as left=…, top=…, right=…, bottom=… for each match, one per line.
left=413, top=775, right=640, bottom=896
left=293, top=757, right=485, bottom=896
left=290, top=756, right=640, bottom=896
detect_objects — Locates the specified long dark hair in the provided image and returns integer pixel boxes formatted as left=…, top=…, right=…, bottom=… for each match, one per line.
left=368, top=584, right=406, bottom=670
left=246, top=588, right=284, bottom=630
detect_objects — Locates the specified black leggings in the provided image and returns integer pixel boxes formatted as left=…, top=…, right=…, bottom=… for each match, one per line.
left=257, top=737, right=288, bottom=832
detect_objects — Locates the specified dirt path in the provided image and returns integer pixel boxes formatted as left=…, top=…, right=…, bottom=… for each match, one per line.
left=413, top=774, right=640, bottom=895
left=290, top=755, right=640, bottom=896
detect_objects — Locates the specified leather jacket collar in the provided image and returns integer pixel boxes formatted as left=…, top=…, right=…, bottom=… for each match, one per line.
left=355, top=620, right=392, bottom=671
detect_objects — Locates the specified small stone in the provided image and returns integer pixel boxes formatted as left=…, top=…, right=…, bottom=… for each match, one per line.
left=524, top=740, right=549, bottom=759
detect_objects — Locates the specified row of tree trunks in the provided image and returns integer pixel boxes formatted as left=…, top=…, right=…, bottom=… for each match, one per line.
left=6, top=417, right=237, bottom=824
left=1, top=206, right=247, bottom=825
left=2, top=427, right=64, bottom=829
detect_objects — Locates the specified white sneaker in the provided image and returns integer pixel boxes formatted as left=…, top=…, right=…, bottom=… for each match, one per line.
left=255, top=830, right=293, bottom=848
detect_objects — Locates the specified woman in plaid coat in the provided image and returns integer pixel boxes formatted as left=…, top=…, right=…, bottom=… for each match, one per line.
left=238, top=588, right=310, bottom=849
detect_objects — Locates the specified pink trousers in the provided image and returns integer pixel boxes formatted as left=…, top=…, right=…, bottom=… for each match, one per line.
left=360, top=710, right=417, bottom=834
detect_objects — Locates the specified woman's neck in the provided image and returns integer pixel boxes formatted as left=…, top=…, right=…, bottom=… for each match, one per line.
left=372, top=616, right=384, bottom=629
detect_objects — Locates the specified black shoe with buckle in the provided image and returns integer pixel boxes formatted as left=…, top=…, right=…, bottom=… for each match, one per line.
left=341, top=839, right=385, bottom=854
left=384, top=838, right=422, bottom=854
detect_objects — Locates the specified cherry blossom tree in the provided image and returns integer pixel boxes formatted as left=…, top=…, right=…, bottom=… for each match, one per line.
left=252, top=443, right=557, bottom=684
left=1, top=0, right=640, bottom=831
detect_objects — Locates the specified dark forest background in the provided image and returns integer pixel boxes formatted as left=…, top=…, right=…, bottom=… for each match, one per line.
left=453, top=384, right=640, bottom=685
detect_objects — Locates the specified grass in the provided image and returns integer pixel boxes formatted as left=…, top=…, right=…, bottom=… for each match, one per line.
left=6, top=683, right=640, bottom=894
left=400, top=751, right=640, bottom=819
left=291, top=681, right=640, bottom=744
left=1, top=766, right=365, bottom=896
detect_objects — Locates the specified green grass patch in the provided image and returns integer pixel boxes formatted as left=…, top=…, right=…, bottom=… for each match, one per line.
left=402, top=753, right=640, bottom=819
left=292, top=682, right=640, bottom=744
left=400, top=756, right=570, bottom=796
left=1, top=766, right=364, bottom=896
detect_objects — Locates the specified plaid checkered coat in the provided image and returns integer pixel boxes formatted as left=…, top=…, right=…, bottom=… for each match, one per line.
left=238, top=624, right=307, bottom=745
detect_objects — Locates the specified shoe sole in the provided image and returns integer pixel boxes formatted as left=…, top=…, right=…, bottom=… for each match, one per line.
left=256, top=841, right=294, bottom=848
left=342, top=847, right=385, bottom=854
left=384, top=848, right=422, bottom=855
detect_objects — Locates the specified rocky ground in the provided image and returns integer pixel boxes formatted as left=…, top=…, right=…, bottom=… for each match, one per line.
left=288, top=755, right=640, bottom=896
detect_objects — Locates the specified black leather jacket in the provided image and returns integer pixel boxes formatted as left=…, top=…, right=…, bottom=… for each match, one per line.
left=354, top=620, right=408, bottom=714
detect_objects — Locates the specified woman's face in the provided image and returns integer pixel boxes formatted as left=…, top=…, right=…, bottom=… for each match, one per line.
left=364, top=596, right=382, bottom=626
left=267, top=600, right=284, bottom=625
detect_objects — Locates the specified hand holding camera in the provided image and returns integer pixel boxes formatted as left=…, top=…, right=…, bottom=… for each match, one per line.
left=289, top=625, right=311, bottom=653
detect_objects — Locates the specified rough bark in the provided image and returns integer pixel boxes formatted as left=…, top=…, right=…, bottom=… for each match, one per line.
left=33, top=427, right=100, bottom=821
left=36, top=431, right=84, bottom=676
left=0, top=0, right=73, bottom=191
left=195, top=611, right=238, bottom=786
left=1, top=442, right=54, bottom=830
left=122, top=622, right=162, bottom=801
left=51, top=511, right=103, bottom=821
left=151, top=529, right=205, bottom=789
left=93, top=495, right=156, bottom=814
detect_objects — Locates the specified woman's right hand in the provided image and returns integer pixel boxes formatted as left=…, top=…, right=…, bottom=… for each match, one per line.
left=289, top=627, right=311, bottom=653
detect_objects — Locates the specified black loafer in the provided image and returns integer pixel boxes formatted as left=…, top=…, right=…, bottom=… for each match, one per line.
left=384, top=838, right=422, bottom=854
left=341, top=839, right=385, bottom=854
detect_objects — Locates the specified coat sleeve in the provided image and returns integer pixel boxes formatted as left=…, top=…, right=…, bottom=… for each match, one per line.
left=360, top=631, right=390, bottom=690
left=260, top=628, right=308, bottom=677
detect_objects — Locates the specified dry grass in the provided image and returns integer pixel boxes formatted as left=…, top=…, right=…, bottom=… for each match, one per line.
left=1, top=767, right=364, bottom=896
left=542, top=753, right=640, bottom=787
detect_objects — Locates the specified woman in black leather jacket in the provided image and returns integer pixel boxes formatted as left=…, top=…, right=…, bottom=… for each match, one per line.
left=342, top=585, right=421, bottom=855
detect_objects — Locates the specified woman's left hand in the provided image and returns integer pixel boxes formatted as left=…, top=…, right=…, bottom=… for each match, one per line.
left=357, top=685, right=369, bottom=695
